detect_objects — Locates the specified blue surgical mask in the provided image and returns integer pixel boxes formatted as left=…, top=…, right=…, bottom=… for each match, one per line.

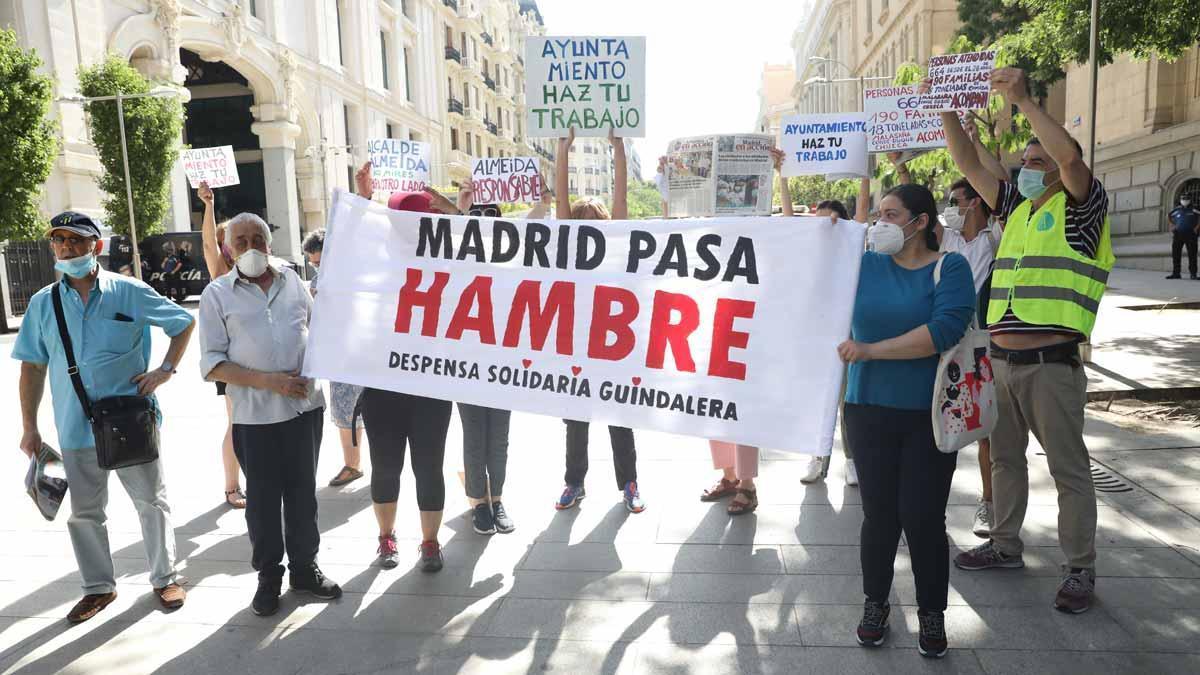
left=55, top=253, right=96, bottom=279
left=1017, top=167, right=1049, bottom=201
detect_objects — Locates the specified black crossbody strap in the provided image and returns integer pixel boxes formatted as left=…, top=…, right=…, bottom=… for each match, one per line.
left=50, top=286, right=94, bottom=422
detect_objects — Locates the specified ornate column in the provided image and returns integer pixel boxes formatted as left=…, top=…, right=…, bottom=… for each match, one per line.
left=252, top=109, right=303, bottom=263
left=145, top=0, right=193, bottom=232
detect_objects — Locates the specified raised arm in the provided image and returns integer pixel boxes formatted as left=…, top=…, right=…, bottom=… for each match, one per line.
left=964, top=114, right=1010, bottom=183
left=770, top=147, right=793, bottom=216
left=610, top=129, right=627, bottom=220
left=855, top=177, right=871, bottom=223
left=927, top=80, right=1001, bottom=210
left=886, top=152, right=913, bottom=186
left=991, top=67, right=1090, bottom=202
left=198, top=182, right=231, bottom=278
left=555, top=127, right=574, bottom=219
left=354, top=161, right=373, bottom=200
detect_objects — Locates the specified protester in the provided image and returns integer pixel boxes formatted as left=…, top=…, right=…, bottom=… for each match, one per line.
left=197, top=182, right=245, bottom=509
left=940, top=175, right=1001, bottom=538
left=1167, top=194, right=1199, bottom=280
left=14, top=211, right=195, bottom=623
left=450, top=178, right=516, bottom=535
left=838, top=184, right=975, bottom=657
left=938, top=68, right=1115, bottom=614
left=554, top=127, right=645, bottom=514
left=654, top=155, right=669, bottom=217
left=301, top=228, right=366, bottom=489
left=352, top=162, right=458, bottom=570
left=199, top=212, right=341, bottom=617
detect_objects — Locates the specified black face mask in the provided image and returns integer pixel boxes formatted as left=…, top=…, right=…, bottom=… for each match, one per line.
left=468, top=205, right=501, bottom=217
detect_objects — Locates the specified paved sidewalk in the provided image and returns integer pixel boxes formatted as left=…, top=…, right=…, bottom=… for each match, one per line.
left=1, top=302, right=1198, bottom=674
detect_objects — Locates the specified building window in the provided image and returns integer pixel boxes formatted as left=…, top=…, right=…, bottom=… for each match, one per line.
left=343, top=104, right=353, bottom=148
left=386, top=123, right=395, bottom=139
left=465, top=131, right=472, bottom=154
left=335, top=1, right=346, bottom=67
left=403, top=49, right=413, bottom=101
left=451, top=128, right=459, bottom=151
left=249, top=0, right=258, bottom=17
left=381, top=31, right=391, bottom=90
left=475, top=136, right=481, bottom=156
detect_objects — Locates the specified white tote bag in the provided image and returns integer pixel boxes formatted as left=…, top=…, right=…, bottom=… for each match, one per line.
left=931, top=256, right=998, bottom=453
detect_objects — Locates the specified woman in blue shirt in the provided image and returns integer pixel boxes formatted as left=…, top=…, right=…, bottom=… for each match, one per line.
left=837, top=184, right=976, bottom=658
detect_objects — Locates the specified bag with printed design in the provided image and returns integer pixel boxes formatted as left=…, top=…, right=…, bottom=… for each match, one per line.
left=931, top=256, right=997, bottom=453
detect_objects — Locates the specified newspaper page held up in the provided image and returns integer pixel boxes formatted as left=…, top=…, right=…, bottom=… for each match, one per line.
left=666, top=134, right=774, bottom=218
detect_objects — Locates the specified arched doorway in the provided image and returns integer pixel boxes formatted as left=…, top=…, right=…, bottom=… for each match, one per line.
left=180, top=48, right=267, bottom=227
left=1176, top=178, right=1200, bottom=208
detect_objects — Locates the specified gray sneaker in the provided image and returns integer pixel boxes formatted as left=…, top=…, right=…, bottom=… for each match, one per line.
left=954, top=540, right=1025, bottom=571
left=972, top=500, right=993, bottom=539
left=1054, top=567, right=1096, bottom=614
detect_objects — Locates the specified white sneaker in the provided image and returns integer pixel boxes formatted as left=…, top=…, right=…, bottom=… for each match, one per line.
left=972, top=500, right=993, bottom=538
left=844, top=459, right=859, bottom=487
left=800, top=455, right=830, bottom=484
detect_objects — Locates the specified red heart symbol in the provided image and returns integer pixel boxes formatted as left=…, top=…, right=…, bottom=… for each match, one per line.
left=522, top=359, right=532, bottom=368
left=571, top=366, right=582, bottom=376
left=632, top=377, right=641, bottom=385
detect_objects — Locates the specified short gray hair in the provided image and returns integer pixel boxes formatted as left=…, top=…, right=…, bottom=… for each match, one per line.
left=302, top=228, right=325, bottom=255
left=227, top=212, right=272, bottom=246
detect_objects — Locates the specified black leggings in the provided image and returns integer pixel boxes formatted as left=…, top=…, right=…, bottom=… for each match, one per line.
left=843, top=403, right=958, bottom=612
left=360, top=388, right=452, bottom=509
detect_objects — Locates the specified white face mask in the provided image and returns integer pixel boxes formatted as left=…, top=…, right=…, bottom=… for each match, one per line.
left=235, top=249, right=269, bottom=278
left=867, top=215, right=919, bottom=255
left=1183, top=199, right=1192, bottom=207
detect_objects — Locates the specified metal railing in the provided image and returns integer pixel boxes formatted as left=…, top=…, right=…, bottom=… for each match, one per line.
left=3, top=241, right=56, bottom=316
left=448, top=97, right=464, bottom=114
left=442, top=0, right=458, bottom=11
left=444, top=46, right=461, bottom=62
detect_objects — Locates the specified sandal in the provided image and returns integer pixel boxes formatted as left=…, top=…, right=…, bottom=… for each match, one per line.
left=700, top=477, right=740, bottom=502
left=727, top=488, right=758, bottom=516
left=328, top=466, right=364, bottom=487
left=224, top=488, right=246, bottom=509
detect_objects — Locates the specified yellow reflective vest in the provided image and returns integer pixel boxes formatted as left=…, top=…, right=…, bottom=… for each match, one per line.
left=987, top=189, right=1115, bottom=337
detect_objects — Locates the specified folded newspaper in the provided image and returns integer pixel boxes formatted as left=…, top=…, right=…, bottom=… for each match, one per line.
left=25, top=443, right=67, bottom=521
left=666, top=134, right=775, bottom=218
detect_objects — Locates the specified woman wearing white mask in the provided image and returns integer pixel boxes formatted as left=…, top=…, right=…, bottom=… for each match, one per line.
left=837, top=184, right=975, bottom=658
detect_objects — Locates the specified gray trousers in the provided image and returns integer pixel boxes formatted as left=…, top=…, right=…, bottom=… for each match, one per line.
left=990, top=359, right=1097, bottom=569
left=61, top=449, right=177, bottom=593
left=457, top=403, right=511, bottom=500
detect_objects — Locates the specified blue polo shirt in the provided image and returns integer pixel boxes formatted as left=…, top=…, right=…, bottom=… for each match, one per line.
left=12, top=269, right=194, bottom=451
left=1169, top=206, right=1200, bottom=235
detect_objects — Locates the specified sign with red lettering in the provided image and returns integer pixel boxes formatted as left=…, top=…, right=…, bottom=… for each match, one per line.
left=471, top=156, right=542, bottom=204
left=525, top=36, right=646, bottom=138
left=864, top=85, right=950, bottom=153
left=304, top=190, right=865, bottom=453
left=181, top=145, right=240, bottom=188
left=920, top=50, right=996, bottom=111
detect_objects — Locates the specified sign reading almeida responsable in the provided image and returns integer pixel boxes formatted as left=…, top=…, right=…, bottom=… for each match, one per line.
left=524, top=36, right=646, bottom=138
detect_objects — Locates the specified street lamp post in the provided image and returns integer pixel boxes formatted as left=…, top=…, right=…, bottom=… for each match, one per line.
left=805, top=56, right=894, bottom=112
left=58, top=86, right=180, bottom=280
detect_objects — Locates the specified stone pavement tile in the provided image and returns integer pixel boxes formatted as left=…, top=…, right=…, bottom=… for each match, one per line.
left=781, top=545, right=882, bottom=575
left=519, top=542, right=785, bottom=574
left=633, top=643, right=987, bottom=674
left=1093, top=449, right=1200, bottom=489
left=520, top=500, right=663, bottom=545
left=950, top=545, right=1200, bottom=578
left=942, top=573, right=1200, bottom=609
left=793, top=604, right=1135, bottom=651
left=974, top=649, right=1200, bottom=675
left=483, top=597, right=803, bottom=646
left=505, top=570, right=651, bottom=602
left=1104, top=607, right=1200, bottom=653
left=1149, top=487, right=1200, bottom=505
left=647, top=572, right=904, bottom=607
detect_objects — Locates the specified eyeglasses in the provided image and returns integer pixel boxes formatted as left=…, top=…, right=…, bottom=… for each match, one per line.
left=50, top=235, right=90, bottom=247
left=468, top=207, right=501, bottom=217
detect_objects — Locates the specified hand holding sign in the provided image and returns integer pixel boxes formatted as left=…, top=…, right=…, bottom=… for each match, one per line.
left=990, top=67, right=1031, bottom=105
left=197, top=181, right=214, bottom=207
left=919, top=50, right=996, bottom=111
left=355, top=161, right=373, bottom=199
left=182, top=146, right=240, bottom=188
left=779, top=113, right=869, bottom=178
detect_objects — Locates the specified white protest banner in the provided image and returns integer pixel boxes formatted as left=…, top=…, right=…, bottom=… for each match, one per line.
left=667, top=134, right=774, bottom=218
left=367, top=138, right=431, bottom=194
left=471, top=156, right=542, bottom=204
left=920, top=50, right=996, bottom=111
left=525, top=36, right=646, bottom=138
left=779, top=113, right=869, bottom=178
left=305, top=190, right=865, bottom=453
left=864, top=85, right=950, bottom=153
left=181, top=146, right=239, bottom=188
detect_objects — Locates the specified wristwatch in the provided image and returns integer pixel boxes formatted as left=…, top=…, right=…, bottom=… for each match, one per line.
left=159, top=361, right=176, bottom=374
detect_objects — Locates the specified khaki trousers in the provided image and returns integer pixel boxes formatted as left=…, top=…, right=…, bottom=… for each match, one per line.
left=990, top=358, right=1097, bottom=569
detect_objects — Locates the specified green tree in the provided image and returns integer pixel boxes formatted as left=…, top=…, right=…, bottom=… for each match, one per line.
left=783, top=175, right=859, bottom=209
left=0, top=29, right=58, bottom=242
left=956, top=0, right=1061, bottom=96
left=626, top=179, right=663, bottom=218
left=77, top=55, right=184, bottom=237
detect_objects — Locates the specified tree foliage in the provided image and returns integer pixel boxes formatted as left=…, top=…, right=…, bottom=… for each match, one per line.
left=783, top=175, right=859, bottom=209
left=77, top=55, right=184, bottom=237
left=0, top=30, right=58, bottom=241
left=626, top=179, right=663, bottom=219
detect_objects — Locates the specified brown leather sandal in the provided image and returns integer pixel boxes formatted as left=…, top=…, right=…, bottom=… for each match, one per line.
left=224, top=488, right=246, bottom=509
left=727, top=488, right=759, bottom=516
left=701, top=477, right=739, bottom=502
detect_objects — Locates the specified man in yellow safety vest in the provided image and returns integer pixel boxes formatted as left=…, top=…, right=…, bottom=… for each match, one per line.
left=933, top=68, right=1114, bottom=615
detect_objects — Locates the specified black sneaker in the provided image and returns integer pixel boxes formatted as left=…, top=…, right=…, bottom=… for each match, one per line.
left=492, top=501, right=515, bottom=534
left=472, top=503, right=496, bottom=535
left=419, top=540, right=444, bottom=573
left=252, top=577, right=282, bottom=616
left=289, top=566, right=342, bottom=600
left=917, top=609, right=948, bottom=658
left=855, top=600, right=890, bottom=647
left=1166, top=274, right=1182, bottom=279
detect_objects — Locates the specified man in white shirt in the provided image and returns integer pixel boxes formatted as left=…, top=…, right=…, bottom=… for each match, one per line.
left=939, top=177, right=1000, bottom=540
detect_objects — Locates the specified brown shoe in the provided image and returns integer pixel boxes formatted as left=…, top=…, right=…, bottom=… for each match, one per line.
left=700, top=477, right=739, bottom=502
left=66, top=592, right=117, bottom=624
left=155, top=583, right=187, bottom=610
left=328, top=466, right=364, bottom=487
left=727, top=488, right=759, bottom=516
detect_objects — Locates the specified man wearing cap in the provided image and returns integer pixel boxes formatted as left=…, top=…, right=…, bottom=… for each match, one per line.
left=14, top=212, right=195, bottom=623
left=198, top=211, right=341, bottom=617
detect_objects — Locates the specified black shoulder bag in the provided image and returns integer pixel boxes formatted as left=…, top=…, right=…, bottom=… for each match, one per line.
left=52, top=287, right=160, bottom=470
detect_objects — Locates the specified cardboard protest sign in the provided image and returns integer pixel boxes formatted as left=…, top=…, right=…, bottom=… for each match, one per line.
left=181, top=146, right=239, bottom=188
left=471, top=156, right=542, bottom=204
left=666, top=134, right=774, bottom=218
left=525, top=36, right=646, bottom=138
left=306, top=190, right=866, bottom=453
left=779, top=113, right=869, bottom=178
left=864, top=85, right=950, bottom=153
left=368, top=138, right=431, bottom=194
left=920, top=50, right=996, bottom=111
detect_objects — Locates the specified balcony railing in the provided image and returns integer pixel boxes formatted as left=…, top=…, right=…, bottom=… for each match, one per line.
left=444, top=46, right=461, bottom=62
left=485, top=121, right=498, bottom=135
left=448, top=97, right=464, bottom=114
left=481, top=32, right=493, bottom=47
left=442, top=0, right=458, bottom=10
left=484, top=76, right=496, bottom=91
